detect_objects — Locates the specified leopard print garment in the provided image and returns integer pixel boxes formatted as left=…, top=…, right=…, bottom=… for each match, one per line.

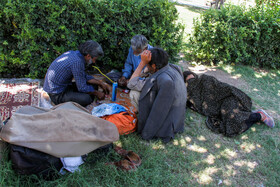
left=186, top=74, right=252, bottom=137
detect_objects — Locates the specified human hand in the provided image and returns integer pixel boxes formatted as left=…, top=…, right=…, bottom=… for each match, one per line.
left=140, top=50, right=152, bottom=65
left=118, top=76, right=128, bottom=87
left=100, top=82, right=110, bottom=95
left=93, top=91, right=105, bottom=100
left=186, top=74, right=195, bottom=81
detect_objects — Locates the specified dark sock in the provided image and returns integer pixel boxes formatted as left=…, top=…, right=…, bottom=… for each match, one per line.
left=250, top=113, right=262, bottom=122
left=244, top=113, right=262, bottom=132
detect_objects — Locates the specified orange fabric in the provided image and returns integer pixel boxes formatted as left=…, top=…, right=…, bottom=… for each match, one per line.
left=88, top=75, right=137, bottom=135
left=101, top=111, right=137, bottom=135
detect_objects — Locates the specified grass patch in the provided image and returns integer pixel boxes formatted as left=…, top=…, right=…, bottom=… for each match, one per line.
left=2, top=83, right=279, bottom=186
left=219, top=65, right=280, bottom=119
left=1, top=4, right=279, bottom=187
left=175, top=4, right=205, bottom=37
left=175, top=4, right=205, bottom=61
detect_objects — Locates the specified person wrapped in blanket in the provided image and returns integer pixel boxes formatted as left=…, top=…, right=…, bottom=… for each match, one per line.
left=127, top=48, right=187, bottom=143
left=183, top=71, right=275, bottom=137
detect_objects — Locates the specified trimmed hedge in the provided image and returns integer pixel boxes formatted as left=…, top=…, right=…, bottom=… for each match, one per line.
left=186, top=4, right=280, bottom=69
left=0, top=0, right=184, bottom=78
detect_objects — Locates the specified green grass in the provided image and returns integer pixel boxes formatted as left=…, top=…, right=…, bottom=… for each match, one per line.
left=219, top=65, right=280, bottom=116
left=175, top=4, right=205, bottom=36
left=1, top=84, right=279, bottom=186
left=1, top=4, right=279, bottom=187
left=175, top=4, right=205, bottom=61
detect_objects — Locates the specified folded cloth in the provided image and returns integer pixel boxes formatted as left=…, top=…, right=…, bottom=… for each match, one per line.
left=91, top=103, right=127, bottom=117
left=0, top=118, right=3, bottom=131
left=60, top=156, right=84, bottom=173
left=105, top=71, right=122, bottom=84
left=101, top=112, right=137, bottom=135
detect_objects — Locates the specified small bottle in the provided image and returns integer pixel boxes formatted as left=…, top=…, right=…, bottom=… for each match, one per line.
left=111, top=82, right=118, bottom=101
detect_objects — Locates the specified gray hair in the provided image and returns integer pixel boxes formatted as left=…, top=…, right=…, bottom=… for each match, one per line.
left=131, top=35, right=148, bottom=51
left=78, top=40, right=104, bottom=57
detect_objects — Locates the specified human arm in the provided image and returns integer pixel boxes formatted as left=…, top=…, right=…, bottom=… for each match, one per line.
left=71, top=61, right=95, bottom=93
left=121, top=47, right=134, bottom=79
left=127, top=50, right=151, bottom=91
left=118, top=47, right=134, bottom=86
left=87, top=78, right=110, bottom=95
left=127, top=77, right=146, bottom=91
left=129, top=50, right=151, bottom=80
left=88, top=90, right=106, bottom=100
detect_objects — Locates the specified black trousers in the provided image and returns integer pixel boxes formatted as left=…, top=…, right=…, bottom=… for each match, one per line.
left=244, top=113, right=262, bottom=132
left=48, top=84, right=94, bottom=107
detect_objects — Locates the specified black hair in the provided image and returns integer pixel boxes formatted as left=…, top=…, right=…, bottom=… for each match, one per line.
left=78, top=40, right=104, bottom=57
left=183, top=71, right=196, bottom=83
left=149, top=47, right=169, bottom=70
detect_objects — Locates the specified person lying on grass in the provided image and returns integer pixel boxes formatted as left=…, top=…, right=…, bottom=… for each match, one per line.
left=183, top=71, right=275, bottom=137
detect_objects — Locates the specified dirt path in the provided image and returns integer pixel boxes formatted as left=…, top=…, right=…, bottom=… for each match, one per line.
left=178, top=59, right=248, bottom=89
left=173, top=0, right=256, bottom=9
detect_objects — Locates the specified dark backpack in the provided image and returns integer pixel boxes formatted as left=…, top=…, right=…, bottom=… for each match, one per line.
left=1, top=117, right=61, bottom=180
left=10, top=144, right=62, bottom=180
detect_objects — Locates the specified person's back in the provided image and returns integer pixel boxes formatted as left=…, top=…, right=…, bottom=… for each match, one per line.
left=187, top=73, right=252, bottom=117
left=137, top=48, right=186, bottom=143
left=43, top=50, right=83, bottom=94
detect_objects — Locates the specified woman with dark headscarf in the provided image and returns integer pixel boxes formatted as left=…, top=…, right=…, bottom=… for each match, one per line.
left=183, top=71, right=274, bottom=137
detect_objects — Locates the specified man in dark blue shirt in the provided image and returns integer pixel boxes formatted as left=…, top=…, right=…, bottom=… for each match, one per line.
left=43, top=40, right=110, bottom=107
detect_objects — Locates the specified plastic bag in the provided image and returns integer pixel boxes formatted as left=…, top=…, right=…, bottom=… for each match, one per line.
left=91, top=103, right=127, bottom=117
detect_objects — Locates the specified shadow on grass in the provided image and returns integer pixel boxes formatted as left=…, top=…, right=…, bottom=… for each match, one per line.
left=1, top=66, right=279, bottom=186
left=218, top=65, right=280, bottom=120
left=1, top=110, right=279, bottom=186
left=101, top=107, right=279, bottom=186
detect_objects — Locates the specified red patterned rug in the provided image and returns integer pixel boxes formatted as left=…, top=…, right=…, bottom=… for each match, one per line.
left=0, top=82, right=40, bottom=122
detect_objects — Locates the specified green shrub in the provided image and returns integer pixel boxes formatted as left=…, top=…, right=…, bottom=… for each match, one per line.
left=255, top=0, right=280, bottom=7
left=0, top=0, right=184, bottom=78
left=186, top=4, right=280, bottom=69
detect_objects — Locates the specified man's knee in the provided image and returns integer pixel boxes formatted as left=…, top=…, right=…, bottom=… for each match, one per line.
left=61, top=92, right=93, bottom=107
left=129, top=90, right=141, bottom=100
left=129, top=90, right=141, bottom=110
left=73, top=94, right=93, bottom=107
